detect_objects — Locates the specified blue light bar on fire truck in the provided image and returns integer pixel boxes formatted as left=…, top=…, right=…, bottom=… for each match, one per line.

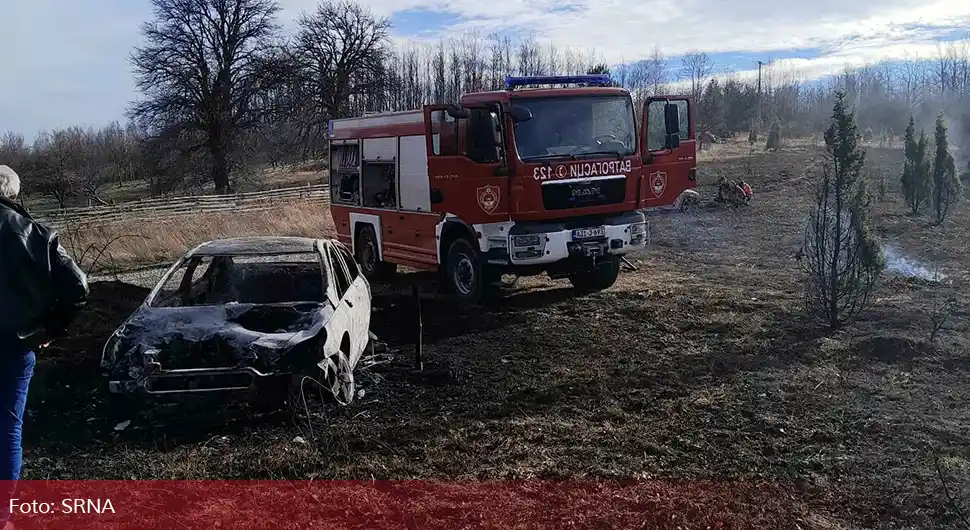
left=504, top=74, right=612, bottom=90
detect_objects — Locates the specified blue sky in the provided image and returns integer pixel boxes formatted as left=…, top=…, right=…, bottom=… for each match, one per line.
left=2, top=0, right=969, bottom=140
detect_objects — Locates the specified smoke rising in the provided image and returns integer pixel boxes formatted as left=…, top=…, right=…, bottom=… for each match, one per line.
left=881, top=245, right=946, bottom=282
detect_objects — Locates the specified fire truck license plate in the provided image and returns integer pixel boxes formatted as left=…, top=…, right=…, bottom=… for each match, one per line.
left=572, top=227, right=606, bottom=240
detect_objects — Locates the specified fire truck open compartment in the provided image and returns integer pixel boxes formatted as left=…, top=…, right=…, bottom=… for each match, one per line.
left=330, top=134, right=430, bottom=212
left=331, top=140, right=360, bottom=205
left=361, top=161, right=396, bottom=208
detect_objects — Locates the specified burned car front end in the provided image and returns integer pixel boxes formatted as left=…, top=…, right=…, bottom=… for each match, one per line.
left=101, top=238, right=338, bottom=401
left=101, top=302, right=330, bottom=397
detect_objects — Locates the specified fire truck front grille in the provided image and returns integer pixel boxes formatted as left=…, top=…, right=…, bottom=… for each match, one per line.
left=541, top=176, right=627, bottom=211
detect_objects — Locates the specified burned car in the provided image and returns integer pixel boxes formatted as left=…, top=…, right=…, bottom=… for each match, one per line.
left=101, top=236, right=372, bottom=407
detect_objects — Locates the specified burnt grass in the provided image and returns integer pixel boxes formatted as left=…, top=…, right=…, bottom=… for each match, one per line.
left=23, top=142, right=970, bottom=529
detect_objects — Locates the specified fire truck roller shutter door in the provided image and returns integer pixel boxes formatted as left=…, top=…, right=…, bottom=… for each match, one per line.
left=362, top=137, right=396, bottom=161
left=399, top=135, right=430, bottom=211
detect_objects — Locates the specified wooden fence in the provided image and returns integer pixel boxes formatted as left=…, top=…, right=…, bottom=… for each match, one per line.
left=32, top=184, right=332, bottom=226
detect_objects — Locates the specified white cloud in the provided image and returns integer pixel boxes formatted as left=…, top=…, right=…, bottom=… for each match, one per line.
left=314, top=0, right=970, bottom=83
left=673, top=38, right=970, bottom=92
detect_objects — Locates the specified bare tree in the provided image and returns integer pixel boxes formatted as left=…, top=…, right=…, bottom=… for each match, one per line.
left=0, top=132, right=28, bottom=170
left=681, top=51, right=714, bottom=102
left=448, top=39, right=463, bottom=101
left=517, top=36, right=543, bottom=76
left=129, top=0, right=286, bottom=193
left=645, top=46, right=669, bottom=95
left=291, top=0, right=391, bottom=146
left=29, top=130, right=83, bottom=209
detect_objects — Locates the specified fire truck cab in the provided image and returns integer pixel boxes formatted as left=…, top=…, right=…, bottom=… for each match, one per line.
left=328, top=74, right=696, bottom=304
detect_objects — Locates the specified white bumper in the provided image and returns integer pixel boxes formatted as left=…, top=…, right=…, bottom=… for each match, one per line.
left=501, top=213, right=647, bottom=266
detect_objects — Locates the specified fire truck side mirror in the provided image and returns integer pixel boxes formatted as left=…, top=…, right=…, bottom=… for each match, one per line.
left=509, top=105, right=533, bottom=123
left=664, top=103, right=681, bottom=136
left=663, top=102, right=681, bottom=150
left=446, top=104, right=468, bottom=120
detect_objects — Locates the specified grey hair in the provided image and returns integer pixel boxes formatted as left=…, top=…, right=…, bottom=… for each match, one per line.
left=0, top=165, right=20, bottom=199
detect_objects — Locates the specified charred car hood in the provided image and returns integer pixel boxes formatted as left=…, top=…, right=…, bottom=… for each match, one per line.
left=101, top=302, right=334, bottom=374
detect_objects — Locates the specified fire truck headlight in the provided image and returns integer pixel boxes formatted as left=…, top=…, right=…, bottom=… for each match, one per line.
left=512, top=235, right=541, bottom=247
left=629, top=223, right=647, bottom=245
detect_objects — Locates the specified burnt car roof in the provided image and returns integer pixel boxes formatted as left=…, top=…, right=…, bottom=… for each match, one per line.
left=191, top=236, right=323, bottom=257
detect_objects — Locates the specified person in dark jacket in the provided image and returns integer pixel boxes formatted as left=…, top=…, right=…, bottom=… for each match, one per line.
left=0, top=164, right=89, bottom=526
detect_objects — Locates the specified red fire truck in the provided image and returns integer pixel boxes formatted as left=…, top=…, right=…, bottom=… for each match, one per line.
left=327, top=74, right=696, bottom=304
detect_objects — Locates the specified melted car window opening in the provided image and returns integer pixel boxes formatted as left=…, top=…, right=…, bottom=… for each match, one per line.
left=151, top=252, right=326, bottom=307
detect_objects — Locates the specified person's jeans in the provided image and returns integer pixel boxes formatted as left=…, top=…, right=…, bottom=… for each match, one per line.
left=0, top=351, right=35, bottom=524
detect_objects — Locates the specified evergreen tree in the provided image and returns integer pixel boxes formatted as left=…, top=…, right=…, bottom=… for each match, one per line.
left=698, top=78, right=725, bottom=138
left=900, top=116, right=931, bottom=214
left=931, top=112, right=962, bottom=224
left=803, top=91, right=884, bottom=329
left=586, top=64, right=621, bottom=87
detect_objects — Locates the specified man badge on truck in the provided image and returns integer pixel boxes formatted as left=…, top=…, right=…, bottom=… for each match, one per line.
left=477, top=185, right=500, bottom=214
left=650, top=171, right=667, bottom=197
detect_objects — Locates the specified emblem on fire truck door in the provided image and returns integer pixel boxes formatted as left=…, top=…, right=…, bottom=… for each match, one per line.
left=477, top=185, right=501, bottom=214
left=649, top=171, right=667, bottom=197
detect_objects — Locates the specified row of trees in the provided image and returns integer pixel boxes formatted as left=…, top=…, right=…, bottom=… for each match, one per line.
left=0, top=125, right=142, bottom=207
left=900, top=114, right=965, bottom=223
left=2, top=0, right=970, bottom=206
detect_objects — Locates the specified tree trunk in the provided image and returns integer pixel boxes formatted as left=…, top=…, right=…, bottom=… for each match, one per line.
left=210, top=132, right=231, bottom=194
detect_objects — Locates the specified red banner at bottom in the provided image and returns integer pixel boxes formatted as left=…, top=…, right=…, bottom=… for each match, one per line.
left=1, top=480, right=802, bottom=529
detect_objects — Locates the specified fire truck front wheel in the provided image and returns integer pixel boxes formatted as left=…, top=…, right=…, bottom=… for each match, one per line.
left=568, top=255, right=620, bottom=292
left=356, top=225, right=396, bottom=282
left=445, top=238, right=498, bottom=304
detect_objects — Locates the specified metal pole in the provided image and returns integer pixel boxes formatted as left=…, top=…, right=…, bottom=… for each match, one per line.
left=756, top=60, right=765, bottom=130
left=412, top=282, right=424, bottom=371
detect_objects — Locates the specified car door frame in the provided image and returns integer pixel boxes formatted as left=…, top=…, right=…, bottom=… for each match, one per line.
left=328, top=240, right=371, bottom=368
left=315, top=240, right=348, bottom=367
left=320, top=240, right=368, bottom=368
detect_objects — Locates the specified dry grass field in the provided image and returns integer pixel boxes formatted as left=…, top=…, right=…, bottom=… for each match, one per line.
left=61, top=201, right=336, bottom=271
left=22, top=137, right=970, bottom=529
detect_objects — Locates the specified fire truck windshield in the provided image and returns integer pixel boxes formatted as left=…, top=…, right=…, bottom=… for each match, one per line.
left=511, top=95, right=636, bottom=162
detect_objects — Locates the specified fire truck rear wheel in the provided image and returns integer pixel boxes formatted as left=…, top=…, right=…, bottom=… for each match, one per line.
left=356, top=225, right=396, bottom=282
left=445, top=237, right=497, bottom=304
left=569, top=255, right=620, bottom=292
